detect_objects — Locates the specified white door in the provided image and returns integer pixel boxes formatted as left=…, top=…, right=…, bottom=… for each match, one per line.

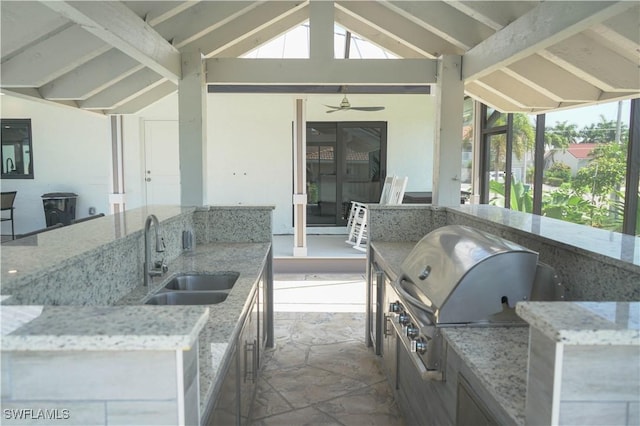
left=143, top=120, right=181, bottom=205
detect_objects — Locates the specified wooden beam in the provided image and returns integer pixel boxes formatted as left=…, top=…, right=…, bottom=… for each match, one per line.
left=41, top=1, right=181, bottom=83
left=309, top=1, right=334, bottom=59
left=463, top=1, right=635, bottom=80
left=542, top=33, right=640, bottom=92
left=1, top=25, right=109, bottom=87
left=214, top=5, right=309, bottom=58
left=79, top=69, right=165, bottom=109
left=206, top=58, right=437, bottom=85
left=334, top=9, right=425, bottom=58
left=109, top=81, right=177, bottom=115
left=335, top=1, right=462, bottom=57
left=381, top=1, right=494, bottom=50
left=447, top=1, right=537, bottom=31
left=477, top=70, right=558, bottom=109
left=464, top=82, right=530, bottom=113
left=506, top=54, right=602, bottom=102
left=184, top=2, right=308, bottom=58
left=40, top=50, right=142, bottom=100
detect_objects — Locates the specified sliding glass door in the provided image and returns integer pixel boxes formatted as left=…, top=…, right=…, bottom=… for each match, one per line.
left=306, top=122, right=387, bottom=226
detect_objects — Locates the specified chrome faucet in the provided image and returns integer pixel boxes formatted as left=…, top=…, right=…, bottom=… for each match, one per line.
left=144, top=214, right=168, bottom=287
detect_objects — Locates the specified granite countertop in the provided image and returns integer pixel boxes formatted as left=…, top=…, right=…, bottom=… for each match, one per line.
left=442, top=327, right=529, bottom=426
left=517, top=301, right=640, bottom=345
left=1, top=240, right=271, bottom=415
left=1, top=305, right=209, bottom=351
left=450, top=205, right=640, bottom=268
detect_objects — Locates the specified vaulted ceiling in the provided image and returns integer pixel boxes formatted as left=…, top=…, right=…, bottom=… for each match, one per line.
left=1, top=1, right=638, bottom=115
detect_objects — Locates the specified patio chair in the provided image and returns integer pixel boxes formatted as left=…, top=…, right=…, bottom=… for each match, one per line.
left=347, top=176, right=408, bottom=251
left=1, top=191, right=17, bottom=240
left=345, top=176, right=396, bottom=246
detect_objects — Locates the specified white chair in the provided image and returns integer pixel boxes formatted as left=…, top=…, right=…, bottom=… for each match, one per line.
left=347, top=176, right=407, bottom=252
left=345, top=176, right=396, bottom=246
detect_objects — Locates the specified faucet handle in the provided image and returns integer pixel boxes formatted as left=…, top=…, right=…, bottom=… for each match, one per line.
left=158, top=237, right=166, bottom=253
left=155, top=259, right=168, bottom=273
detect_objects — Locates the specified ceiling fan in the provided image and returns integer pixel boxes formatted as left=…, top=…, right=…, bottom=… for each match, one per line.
left=324, top=95, right=385, bottom=113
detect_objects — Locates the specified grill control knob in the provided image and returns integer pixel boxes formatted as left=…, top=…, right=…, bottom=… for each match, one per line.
left=389, top=301, right=402, bottom=313
left=411, top=337, right=427, bottom=355
left=406, top=323, right=419, bottom=339
left=398, top=312, right=410, bottom=326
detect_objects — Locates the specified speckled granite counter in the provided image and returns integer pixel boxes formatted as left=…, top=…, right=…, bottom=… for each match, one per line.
left=442, top=327, right=529, bottom=425
left=1, top=305, right=209, bottom=351
left=517, top=301, right=640, bottom=345
left=119, top=241, right=271, bottom=415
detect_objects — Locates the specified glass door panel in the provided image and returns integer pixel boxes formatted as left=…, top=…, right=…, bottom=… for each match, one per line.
left=339, top=124, right=384, bottom=224
left=488, top=133, right=506, bottom=207
left=306, top=124, right=336, bottom=225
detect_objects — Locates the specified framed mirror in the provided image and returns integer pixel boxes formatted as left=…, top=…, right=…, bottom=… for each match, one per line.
left=1, top=119, right=34, bottom=179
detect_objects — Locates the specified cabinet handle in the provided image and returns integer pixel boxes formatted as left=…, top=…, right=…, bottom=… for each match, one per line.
left=245, top=341, right=256, bottom=383
left=383, top=314, right=392, bottom=336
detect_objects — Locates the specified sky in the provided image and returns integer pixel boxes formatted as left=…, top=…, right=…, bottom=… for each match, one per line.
left=544, top=100, right=631, bottom=129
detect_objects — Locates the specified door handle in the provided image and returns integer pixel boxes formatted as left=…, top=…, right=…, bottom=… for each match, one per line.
left=145, top=178, right=151, bottom=182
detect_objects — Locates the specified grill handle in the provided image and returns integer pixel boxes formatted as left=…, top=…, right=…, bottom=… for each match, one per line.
left=395, top=279, right=435, bottom=316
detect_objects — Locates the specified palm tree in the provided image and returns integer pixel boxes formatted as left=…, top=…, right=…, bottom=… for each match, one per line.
left=545, top=120, right=578, bottom=164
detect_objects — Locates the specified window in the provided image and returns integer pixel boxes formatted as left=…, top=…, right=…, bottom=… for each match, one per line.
left=1, top=119, right=34, bottom=179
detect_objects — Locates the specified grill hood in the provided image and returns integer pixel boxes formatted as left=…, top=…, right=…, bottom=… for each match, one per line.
left=397, top=225, right=539, bottom=325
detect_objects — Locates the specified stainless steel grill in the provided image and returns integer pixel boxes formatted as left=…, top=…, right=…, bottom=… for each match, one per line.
left=386, top=225, right=563, bottom=380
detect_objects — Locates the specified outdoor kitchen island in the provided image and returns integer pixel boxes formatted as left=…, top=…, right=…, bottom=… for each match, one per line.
left=1, top=205, right=274, bottom=425
left=367, top=204, right=639, bottom=426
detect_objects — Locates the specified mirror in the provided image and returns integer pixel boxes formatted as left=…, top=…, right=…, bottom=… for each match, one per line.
left=1, top=119, right=33, bottom=179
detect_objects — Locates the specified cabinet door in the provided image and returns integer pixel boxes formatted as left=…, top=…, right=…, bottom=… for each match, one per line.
left=239, top=291, right=258, bottom=426
left=206, top=345, right=238, bottom=426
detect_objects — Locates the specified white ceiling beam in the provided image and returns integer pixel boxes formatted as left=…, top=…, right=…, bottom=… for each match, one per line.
left=381, top=1, right=494, bottom=50
left=447, top=1, right=538, bottom=31
left=462, top=1, right=635, bottom=81
left=0, top=1, right=70, bottom=60
left=1, top=88, right=106, bottom=115
left=506, top=55, right=602, bottom=103
left=41, top=1, right=181, bottom=83
left=335, top=1, right=462, bottom=57
left=109, top=81, right=177, bottom=115
left=206, top=58, right=436, bottom=85
left=543, top=33, right=640, bottom=92
left=309, top=1, right=334, bottom=59
left=464, top=82, right=528, bottom=113
left=477, top=70, right=558, bottom=109
left=600, top=5, right=640, bottom=45
left=144, top=1, right=202, bottom=27
left=79, top=69, right=165, bottom=109
left=184, top=1, right=308, bottom=58
left=334, top=9, right=425, bottom=59
left=155, top=1, right=261, bottom=49
left=586, top=24, right=640, bottom=63
left=215, top=5, right=309, bottom=58
left=40, top=50, right=143, bottom=100
left=1, top=25, right=109, bottom=87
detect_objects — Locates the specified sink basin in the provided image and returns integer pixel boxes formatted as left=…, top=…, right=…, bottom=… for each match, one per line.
left=164, top=272, right=240, bottom=291
left=145, top=291, right=228, bottom=305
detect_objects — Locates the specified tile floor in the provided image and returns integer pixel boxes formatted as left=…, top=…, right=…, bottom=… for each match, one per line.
left=249, top=273, right=405, bottom=426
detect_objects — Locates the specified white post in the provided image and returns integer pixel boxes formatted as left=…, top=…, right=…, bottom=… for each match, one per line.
left=292, top=98, right=307, bottom=256
left=432, top=55, right=464, bottom=206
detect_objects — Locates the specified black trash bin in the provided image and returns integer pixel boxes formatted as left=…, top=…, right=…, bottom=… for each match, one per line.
left=42, top=192, right=78, bottom=226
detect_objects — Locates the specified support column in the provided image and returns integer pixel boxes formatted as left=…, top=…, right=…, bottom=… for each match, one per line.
left=292, top=98, right=307, bottom=257
left=178, top=51, right=207, bottom=206
left=432, top=55, right=464, bottom=206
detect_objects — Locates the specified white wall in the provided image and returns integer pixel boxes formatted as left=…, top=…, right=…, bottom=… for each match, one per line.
left=207, top=93, right=435, bottom=234
left=0, top=95, right=110, bottom=235
left=1, top=91, right=434, bottom=235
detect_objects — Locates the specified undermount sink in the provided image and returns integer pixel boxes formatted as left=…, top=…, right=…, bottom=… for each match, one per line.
left=164, top=272, right=240, bottom=291
left=145, top=291, right=228, bottom=305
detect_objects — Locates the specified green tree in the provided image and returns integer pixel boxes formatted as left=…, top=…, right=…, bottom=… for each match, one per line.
left=545, top=120, right=578, bottom=150
left=572, top=143, right=627, bottom=203
left=579, top=115, right=628, bottom=144
left=545, top=162, right=572, bottom=185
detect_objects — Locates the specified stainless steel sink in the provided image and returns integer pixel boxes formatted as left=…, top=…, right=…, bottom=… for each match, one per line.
left=145, top=291, right=228, bottom=305
left=163, top=272, right=240, bottom=291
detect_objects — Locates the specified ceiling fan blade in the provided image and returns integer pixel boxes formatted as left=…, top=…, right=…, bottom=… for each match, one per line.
left=350, top=106, right=385, bottom=111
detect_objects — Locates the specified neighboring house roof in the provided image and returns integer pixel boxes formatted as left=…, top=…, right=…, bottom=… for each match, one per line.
left=0, top=1, right=638, bottom=115
left=566, top=143, right=599, bottom=159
